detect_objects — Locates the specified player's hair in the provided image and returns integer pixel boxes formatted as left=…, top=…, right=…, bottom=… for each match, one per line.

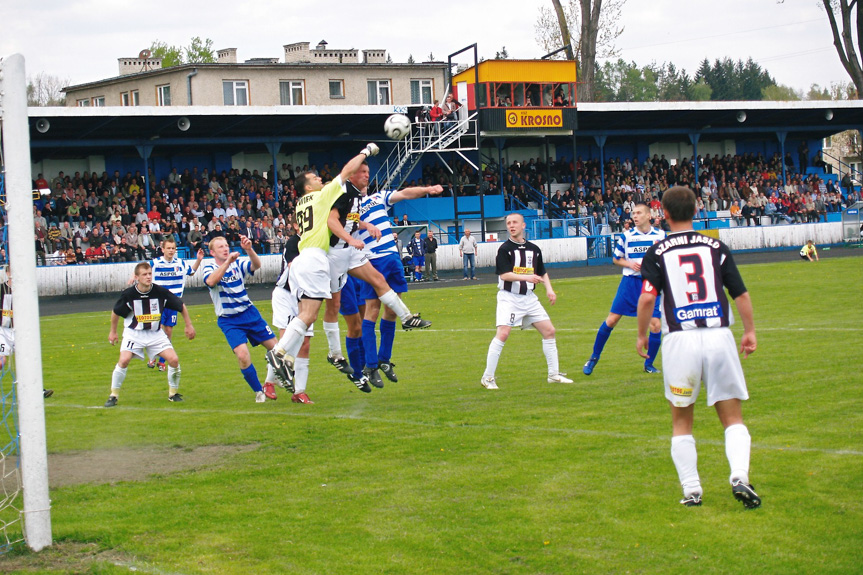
left=161, top=236, right=176, bottom=246
left=634, top=201, right=650, bottom=211
left=661, top=186, right=696, bottom=222
left=208, top=236, right=227, bottom=253
left=295, top=172, right=313, bottom=196
left=134, top=262, right=151, bottom=276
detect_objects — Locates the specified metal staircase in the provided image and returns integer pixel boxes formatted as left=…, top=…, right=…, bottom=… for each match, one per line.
left=372, top=111, right=479, bottom=191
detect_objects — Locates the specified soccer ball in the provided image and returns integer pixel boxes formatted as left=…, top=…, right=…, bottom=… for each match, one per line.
left=384, top=114, right=411, bottom=140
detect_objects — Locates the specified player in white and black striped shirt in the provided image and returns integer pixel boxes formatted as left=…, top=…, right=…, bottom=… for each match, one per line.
left=481, top=213, right=572, bottom=390
left=636, top=186, right=760, bottom=509
left=105, top=262, right=196, bottom=407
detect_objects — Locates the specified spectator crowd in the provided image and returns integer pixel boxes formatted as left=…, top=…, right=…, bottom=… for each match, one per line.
left=7, top=147, right=859, bottom=266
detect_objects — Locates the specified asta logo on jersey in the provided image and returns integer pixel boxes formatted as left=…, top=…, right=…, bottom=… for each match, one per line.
left=674, top=302, right=723, bottom=322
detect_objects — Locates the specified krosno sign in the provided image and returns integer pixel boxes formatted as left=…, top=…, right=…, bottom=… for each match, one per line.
left=505, top=109, right=563, bottom=128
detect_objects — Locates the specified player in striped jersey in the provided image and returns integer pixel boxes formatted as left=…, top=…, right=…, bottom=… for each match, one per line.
left=105, top=262, right=196, bottom=407
left=147, top=236, right=204, bottom=371
left=203, top=235, right=280, bottom=403
left=583, top=202, right=665, bottom=376
left=481, top=213, right=572, bottom=390
left=0, top=266, right=53, bottom=398
left=353, top=176, right=439, bottom=387
left=637, top=186, right=760, bottom=509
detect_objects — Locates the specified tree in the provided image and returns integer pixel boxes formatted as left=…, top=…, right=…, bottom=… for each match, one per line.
left=427, top=52, right=435, bottom=62
left=693, top=57, right=774, bottom=101
left=386, top=54, right=393, bottom=64
left=27, top=72, right=68, bottom=106
left=807, top=81, right=856, bottom=100
left=185, top=36, right=215, bottom=64
left=407, top=54, right=415, bottom=64
left=762, top=84, right=802, bottom=101
left=495, top=46, right=510, bottom=59
left=821, top=0, right=863, bottom=98
left=150, top=37, right=215, bottom=68
left=534, top=0, right=627, bottom=102
left=150, top=40, right=184, bottom=68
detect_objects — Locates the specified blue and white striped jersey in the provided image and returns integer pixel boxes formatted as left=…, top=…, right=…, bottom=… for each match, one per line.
left=201, top=258, right=255, bottom=316
left=357, top=190, right=398, bottom=259
left=151, top=256, right=194, bottom=298
left=614, top=227, right=666, bottom=277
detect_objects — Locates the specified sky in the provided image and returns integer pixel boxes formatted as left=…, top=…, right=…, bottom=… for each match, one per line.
left=0, top=0, right=852, bottom=95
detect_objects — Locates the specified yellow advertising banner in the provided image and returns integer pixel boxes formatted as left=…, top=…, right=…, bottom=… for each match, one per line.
left=505, top=109, right=564, bottom=128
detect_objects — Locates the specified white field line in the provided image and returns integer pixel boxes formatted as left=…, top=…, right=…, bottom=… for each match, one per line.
left=49, top=404, right=863, bottom=457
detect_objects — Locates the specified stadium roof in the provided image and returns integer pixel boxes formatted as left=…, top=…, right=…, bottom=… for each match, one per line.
left=26, top=100, right=863, bottom=160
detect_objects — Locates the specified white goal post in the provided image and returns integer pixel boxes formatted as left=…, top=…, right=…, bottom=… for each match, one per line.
left=0, top=53, right=52, bottom=551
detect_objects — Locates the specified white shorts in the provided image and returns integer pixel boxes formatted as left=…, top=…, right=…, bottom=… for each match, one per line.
left=327, top=247, right=368, bottom=293
left=120, top=329, right=174, bottom=361
left=271, top=286, right=314, bottom=336
left=0, top=327, right=13, bottom=356
left=288, top=248, right=331, bottom=300
left=661, top=328, right=748, bottom=407
left=495, top=290, right=550, bottom=329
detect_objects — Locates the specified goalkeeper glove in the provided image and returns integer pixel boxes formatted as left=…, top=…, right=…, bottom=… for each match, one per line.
left=361, top=143, right=379, bottom=157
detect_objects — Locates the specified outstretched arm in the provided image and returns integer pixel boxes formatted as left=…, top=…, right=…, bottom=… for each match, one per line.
left=390, top=185, right=444, bottom=204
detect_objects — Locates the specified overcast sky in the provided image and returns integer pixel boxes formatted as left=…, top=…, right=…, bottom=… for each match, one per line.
left=1, top=0, right=851, bottom=95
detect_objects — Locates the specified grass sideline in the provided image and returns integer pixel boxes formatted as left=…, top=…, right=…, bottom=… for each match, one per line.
left=2, top=256, right=862, bottom=573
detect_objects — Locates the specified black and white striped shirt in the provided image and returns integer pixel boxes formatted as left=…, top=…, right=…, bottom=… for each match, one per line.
left=0, top=283, right=13, bottom=329
left=330, top=181, right=363, bottom=249
left=495, top=239, right=547, bottom=295
left=640, top=230, right=747, bottom=334
left=113, top=283, right=184, bottom=332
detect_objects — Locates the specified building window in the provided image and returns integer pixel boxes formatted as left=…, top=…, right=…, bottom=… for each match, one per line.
left=157, top=84, right=171, bottom=106
left=279, top=80, right=305, bottom=105
left=77, top=99, right=91, bottom=107
left=93, top=96, right=106, bottom=107
left=368, top=80, right=391, bottom=105
left=329, top=80, right=345, bottom=99
left=410, top=79, right=433, bottom=105
left=121, top=92, right=130, bottom=106
left=223, top=80, right=249, bottom=106
left=823, top=136, right=832, bottom=149
left=131, top=90, right=139, bottom=106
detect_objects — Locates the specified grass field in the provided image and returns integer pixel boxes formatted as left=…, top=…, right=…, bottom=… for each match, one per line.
left=3, top=255, right=862, bottom=574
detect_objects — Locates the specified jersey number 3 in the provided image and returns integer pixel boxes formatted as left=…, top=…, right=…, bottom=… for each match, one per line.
left=296, top=206, right=314, bottom=235
left=678, top=254, right=707, bottom=303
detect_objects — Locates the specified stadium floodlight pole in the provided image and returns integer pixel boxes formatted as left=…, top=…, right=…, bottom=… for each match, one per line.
left=0, top=53, right=52, bottom=551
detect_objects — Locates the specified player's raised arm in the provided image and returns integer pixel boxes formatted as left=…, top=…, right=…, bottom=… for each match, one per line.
left=390, top=184, right=444, bottom=204
left=339, top=144, right=379, bottom=182
left=240, top=235, right=262, bottom=271
left=190, top=248, right=205, bottom=273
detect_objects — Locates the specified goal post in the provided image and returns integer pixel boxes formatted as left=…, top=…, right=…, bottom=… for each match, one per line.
left=0, top=53, right=52, bottom=551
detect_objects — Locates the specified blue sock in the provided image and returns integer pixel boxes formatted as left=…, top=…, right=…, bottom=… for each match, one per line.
left=158, top=356, right=166, bottom=365
left=241, top=364, right=262, bottom=392
left=362, top=319, right=378, bottom=369
left=346, top=336, right=364, bottom=375
left=592, top=321, right=613, bottom=359
left=378, top=319, right=396, bottom=364
left=646, top=331, right=662, bottom=366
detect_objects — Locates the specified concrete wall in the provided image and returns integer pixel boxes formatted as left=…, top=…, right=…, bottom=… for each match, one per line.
left=34, top=223, right=841, bottom=298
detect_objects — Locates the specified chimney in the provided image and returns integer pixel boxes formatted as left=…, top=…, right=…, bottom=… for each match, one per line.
left=217, top=48, right=238, bottom=64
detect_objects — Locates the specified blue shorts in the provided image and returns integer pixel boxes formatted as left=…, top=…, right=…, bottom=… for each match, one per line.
left=411, top=255, right=425, bottom=267
left=161, top=309, right=178, bottom=327
left=610, top=274, right=661, bottom=318
left=217, top=306, right=275, bottom=350
left=339, top=275, right=363, bottom=317
left=359, top=253, right=408, bottom=301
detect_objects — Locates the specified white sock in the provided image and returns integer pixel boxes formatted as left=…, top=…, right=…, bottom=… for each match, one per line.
left=323, top=321, right=342, bottom=357
left=266, top=363, right=276, bottom=384
left=277, top=318, right=308, bottom=358
left=111, top=365, right=127, bottom=393
left=671, top=435, right=701, bottom=497
left=542, top=338, right=559, bottom=377
left=167, top=364, right=181, bottom=389
left=294, top=357, right=310, bottom=394
left=725, top=423, right=751, bottom=485
left=483, top=338, right=505, bottom=378
left=379, top=290, right=411, bottom=322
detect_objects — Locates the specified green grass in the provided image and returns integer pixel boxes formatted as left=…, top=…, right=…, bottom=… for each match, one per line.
left=3, top=256, right=863, bottom=574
